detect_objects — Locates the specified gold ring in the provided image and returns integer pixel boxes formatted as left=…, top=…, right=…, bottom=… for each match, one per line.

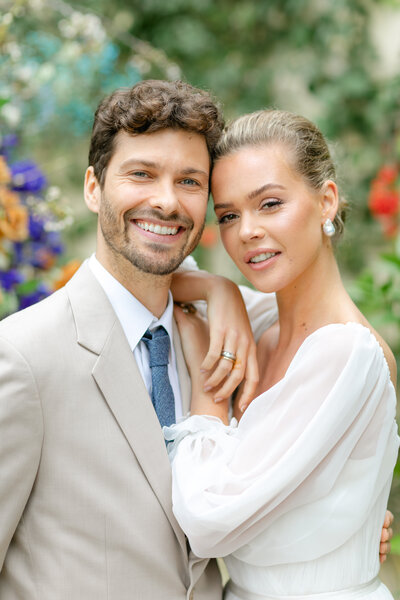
left=220, top=350, right=236, bottom=363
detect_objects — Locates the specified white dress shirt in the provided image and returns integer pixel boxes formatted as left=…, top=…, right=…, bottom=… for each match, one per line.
left=88, top=254, right=183, bottom=419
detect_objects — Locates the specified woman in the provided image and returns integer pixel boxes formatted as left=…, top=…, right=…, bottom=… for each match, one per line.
left=165, top=110, right=399, bottom=600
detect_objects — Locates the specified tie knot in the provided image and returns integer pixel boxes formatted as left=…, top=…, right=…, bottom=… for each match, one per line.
left=142, top=326, right=170, bottom=367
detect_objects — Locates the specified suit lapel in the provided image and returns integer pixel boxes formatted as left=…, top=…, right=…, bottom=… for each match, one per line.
left=66, top=263, right=188, bottom=555
left=173, top=319, right=191, bottom=416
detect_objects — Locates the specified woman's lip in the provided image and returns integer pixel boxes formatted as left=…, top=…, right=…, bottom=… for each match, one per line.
left=244, top=248, right=280, bottom=263
left=246, top=252, right=281, bottom=270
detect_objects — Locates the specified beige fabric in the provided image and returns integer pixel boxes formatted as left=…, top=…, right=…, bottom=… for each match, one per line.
left=0, top=263, right=222, bottom=599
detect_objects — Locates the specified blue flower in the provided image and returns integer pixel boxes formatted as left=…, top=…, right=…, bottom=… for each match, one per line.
left=10, top=160, right=47, bottom=193
left=18, top=283, right=50, bottom=310
left=0, top=269, right=24, bottom=291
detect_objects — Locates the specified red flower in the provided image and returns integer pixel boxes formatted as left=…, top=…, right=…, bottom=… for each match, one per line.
left=376, top=165, right=398, bottom=185
left=369, top=187, right=399, bottom=216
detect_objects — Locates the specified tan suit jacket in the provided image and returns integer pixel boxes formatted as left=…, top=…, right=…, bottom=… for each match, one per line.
left=0, top=263, right=222, bottom=599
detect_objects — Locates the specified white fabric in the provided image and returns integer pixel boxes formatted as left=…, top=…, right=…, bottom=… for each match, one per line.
left=165, top=323, right=399, bottom=600
left=88, top=254, right=183, bottom=418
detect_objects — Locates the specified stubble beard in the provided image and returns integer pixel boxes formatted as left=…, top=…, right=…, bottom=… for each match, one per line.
left=98, top=194, right=205, bottom=276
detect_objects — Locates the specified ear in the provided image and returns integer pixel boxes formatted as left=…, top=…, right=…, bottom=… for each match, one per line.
left=84, top=166, right=101, bottom=214
left=319, top=180, right=339, bottom=224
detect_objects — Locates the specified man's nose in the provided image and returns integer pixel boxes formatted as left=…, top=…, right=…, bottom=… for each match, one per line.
left=148, top=180, right=180, bottom=215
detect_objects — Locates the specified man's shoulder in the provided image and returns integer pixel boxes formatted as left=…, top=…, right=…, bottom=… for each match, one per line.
left=0, top=286, right=71, bottom=344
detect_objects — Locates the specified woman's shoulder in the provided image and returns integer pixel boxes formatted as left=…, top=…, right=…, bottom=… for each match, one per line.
left=357, top=319, right=397, bottom=388
left=259, top=318, right=396, bottom=389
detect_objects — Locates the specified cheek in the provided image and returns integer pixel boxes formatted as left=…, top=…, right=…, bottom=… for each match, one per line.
left=219, top=227, right=236, bottom=257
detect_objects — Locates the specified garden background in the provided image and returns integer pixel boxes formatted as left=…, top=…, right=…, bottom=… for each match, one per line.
left=1, top=0, right=400, bottom=593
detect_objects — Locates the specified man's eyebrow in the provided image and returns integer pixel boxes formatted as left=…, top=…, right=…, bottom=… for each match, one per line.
left=247, top=183, right=286, bottom=200
left=119, top=159, right=159, bottom=170
left=181, top=168, right=209, bottom=178
left=118, top=160, right=208, bottom=178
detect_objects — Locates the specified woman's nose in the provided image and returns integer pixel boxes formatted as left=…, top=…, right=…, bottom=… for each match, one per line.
left=239, top=213, right=265, bottom=242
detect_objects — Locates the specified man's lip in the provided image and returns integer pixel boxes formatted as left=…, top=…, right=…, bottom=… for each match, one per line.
left=132, top=218, right=186, bottom=230
left=244, top=248, right=280, bottom=263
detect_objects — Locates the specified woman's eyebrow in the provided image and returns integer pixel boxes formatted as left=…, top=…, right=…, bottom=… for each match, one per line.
left=247, top=182, right=286, bottom=200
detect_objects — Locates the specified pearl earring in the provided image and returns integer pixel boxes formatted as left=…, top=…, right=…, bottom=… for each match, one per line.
left=322, top=218, right=335, bottom=237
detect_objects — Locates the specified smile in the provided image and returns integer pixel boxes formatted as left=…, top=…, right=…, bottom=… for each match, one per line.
left=249, top=252, right=278, bottom=263
left=136, top=221, right=180, bottom=236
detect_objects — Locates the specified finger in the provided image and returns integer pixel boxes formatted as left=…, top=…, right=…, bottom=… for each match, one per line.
left=204, top=355, right=237, bottom=391
left=238, top=344, right=259, bottom=412
left=173, top=303, right=187, bottom=323
left=381, top=527, right=393, bottom=543
left=379, top=541, right=391, bottom=556
left=201, top=328, right=225, bottom=372
left=212, top=357, right=247, bottom=402
left=383, top=510, right=394, bottom=528
left=379, top=554, right=387, bottom=564
left=204, top=330, right=238, bottom=387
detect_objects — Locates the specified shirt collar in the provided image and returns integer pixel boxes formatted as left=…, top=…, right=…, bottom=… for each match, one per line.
left=88, top=254, right=175, bottom=351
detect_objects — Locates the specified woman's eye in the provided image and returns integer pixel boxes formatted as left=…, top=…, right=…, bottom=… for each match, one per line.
left=217, top=213, right=237, bottom=225
left=261, top=199, right=282, bottom=209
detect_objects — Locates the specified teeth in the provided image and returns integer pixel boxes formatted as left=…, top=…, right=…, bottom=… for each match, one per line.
left=137, top=221, right=178, bottom=235
left=249, top=252, right=277, bottom=263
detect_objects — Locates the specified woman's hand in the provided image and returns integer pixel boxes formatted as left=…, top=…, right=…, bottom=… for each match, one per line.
left=380, top=510, right=394, bottom=563
left=174, top=304, right=229, bottom=424
left=172, top=270, right=259, bottom=412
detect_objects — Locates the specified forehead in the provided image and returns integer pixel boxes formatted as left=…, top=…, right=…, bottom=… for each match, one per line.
left=109, top=129, right=211, bottom=170
left=211, top=144, right=301, bottom=193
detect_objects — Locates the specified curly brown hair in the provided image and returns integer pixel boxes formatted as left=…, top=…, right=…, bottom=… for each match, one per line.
left=89, top=79, right=224, bottom=186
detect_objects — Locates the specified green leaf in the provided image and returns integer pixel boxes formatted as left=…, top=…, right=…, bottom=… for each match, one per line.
left=382, top=254, right=400, bottom=269
left=15, top=280, right=41, bottom=295
left=390, top=534, right=400, bottom=556
left=0, top=291, right=18, bottom=319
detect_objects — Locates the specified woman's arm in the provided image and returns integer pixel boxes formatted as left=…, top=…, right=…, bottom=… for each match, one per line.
left=172, top=270, right=259, bottom=411
left=173, top=304, right=230, bottom=422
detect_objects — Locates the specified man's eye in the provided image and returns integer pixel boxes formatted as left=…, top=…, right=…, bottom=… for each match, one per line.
left=132, top=171, right=149, bottom=178
left=181, top=178, right=198, bottom=186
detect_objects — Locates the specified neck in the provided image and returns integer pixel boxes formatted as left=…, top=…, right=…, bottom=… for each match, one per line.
left=95, top=250, right=172, bottom=318
left=275, top=247, right=348, bottom=346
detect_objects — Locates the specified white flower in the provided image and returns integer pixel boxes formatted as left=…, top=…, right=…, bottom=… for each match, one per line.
left=1, top=103, right=21, bottom=127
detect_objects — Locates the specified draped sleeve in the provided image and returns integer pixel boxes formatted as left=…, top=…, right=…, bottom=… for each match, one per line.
left=164, top=323, right=399, bottom=561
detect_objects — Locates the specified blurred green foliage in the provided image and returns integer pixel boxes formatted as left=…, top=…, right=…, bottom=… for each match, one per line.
left=63, top=0, right=400, bottom=276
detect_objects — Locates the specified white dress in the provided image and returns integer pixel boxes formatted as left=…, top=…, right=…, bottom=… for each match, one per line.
left=164, top=323, right=399, bottom=600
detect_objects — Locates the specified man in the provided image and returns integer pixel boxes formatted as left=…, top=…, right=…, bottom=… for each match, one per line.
left=0, top=80, right=393, bottom=599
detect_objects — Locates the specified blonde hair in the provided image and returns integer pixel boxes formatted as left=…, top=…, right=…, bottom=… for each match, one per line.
left=215, top=109, right=347, bottom=237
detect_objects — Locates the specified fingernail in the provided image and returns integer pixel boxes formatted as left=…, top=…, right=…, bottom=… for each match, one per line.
left=239, top=403, right=247, bottom=413
left=200, top=368, right=207, bottom=373
left=204, top=386, right=212, bottom=392
left=214, top=397, right=224, bottom=403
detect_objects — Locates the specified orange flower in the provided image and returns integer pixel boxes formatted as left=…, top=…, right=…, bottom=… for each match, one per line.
left=53, top=260, right=81, bottom=290
left=0, top=156, right=11, bottom=185
left=199, top=224, right=218, bottom=248
left=0, top=188, right=29, bottom=242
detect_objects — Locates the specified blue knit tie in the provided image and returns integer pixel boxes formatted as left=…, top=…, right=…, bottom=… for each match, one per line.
left=142, top=327, right=176, bottom=428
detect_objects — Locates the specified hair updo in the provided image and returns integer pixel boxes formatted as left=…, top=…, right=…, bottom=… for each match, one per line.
left=214, top=109, right=347, bottom=237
